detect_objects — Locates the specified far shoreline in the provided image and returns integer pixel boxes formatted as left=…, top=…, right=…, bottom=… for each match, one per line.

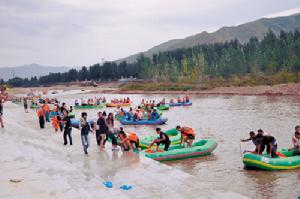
left=6, top=82, right=300, bottom=97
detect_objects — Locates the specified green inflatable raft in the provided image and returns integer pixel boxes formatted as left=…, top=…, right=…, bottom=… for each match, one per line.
left=156, top=104, right=169, bottom=111
left=142, top=139, right=217, bottom=161
left=30, top=104, right=38, bottom=109
left=68, top=112, right=75, bottom=118
left=139, top=128, right=182, bottom=149
left=243, top=149, right=300, bottom=170
left=74, top=104, right=103, bottom=109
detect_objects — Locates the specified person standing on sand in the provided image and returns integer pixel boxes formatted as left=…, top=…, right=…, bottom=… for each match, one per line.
left=95, top=111, right=108, bottom=150
left=43, top=102, right=50, bottom=122
left=23, top=98, right=28, bottom=113
left=79, top=112, right=91, bottom=155
left=62, top=110, right=72, bottom=145
left=0, top=98, right=4, bottom=128
left=36, top=105, right=45, bottom=129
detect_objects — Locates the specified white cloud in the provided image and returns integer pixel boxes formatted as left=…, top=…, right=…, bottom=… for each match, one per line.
left=0, top=0, right=300, bottom=67
left=264, top=6, right=300, bottom=18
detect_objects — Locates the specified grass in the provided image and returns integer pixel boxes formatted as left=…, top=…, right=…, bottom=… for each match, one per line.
left=120, top=72, right=300, bottom=91
left=120, top=82, right=196, bottom=91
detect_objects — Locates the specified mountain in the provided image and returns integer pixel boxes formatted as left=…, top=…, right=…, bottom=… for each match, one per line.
left=119, top=13, right=300, bottom=63
left=0, top=64, right=70, bottom=81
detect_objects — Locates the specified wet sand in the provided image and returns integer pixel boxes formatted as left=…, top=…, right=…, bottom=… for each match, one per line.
left=0, top=102, right=251, bottom=199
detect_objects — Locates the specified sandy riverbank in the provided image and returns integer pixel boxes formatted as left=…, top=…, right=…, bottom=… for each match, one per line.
left=6, top=82, right=300, bottom=97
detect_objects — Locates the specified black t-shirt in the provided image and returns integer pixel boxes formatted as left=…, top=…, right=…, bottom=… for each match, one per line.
left=258, top=135, right=276, bottom=145
left=63, top=116, right=71, bottom=129
left=60, top=107, right=67, bottom=113
left=97, top=117, right=108, bottom=133
left=159, top=131, right=169, bottom=141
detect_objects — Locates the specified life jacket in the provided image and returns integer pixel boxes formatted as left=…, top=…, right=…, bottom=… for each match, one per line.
left=127, top=132, right=138, bottom=142
left=51, top=116, right=59, bottom=129
left=120, top=111, right=125, bottom=117
left=36, top=108, right=44, bottom=117
left=180, top=127, right=195, bottom=136
left=43, top=104, right=50, bottom=112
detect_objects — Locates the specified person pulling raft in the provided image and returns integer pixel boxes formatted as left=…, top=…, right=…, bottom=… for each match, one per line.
left=241, top=129, right=277, bottom=158
left=118, top=127, right=139, bottom=151
left=176, top=125, right=195, bottom=147
left=148, top=128, right=170, bottom=151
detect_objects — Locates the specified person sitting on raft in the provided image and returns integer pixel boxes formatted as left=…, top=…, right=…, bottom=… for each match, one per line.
left=177, top=97, right=182, bottom=103
left=291, top=125, right=300, bottom=156
left=176, top=126, right=195, bottom=147
left=150, top=109, right=160, bottom=120
left=118, top=127, right=139, bottom=151
left=161, top=98, right=166, bottom=105
left=148, top=128, right=170, bottom=151
left=185, top=95, right=190, bottom=103
left=241, top=131, right=261, bottom=153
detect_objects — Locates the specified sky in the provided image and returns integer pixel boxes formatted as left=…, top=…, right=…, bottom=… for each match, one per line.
left=1, top=0, right=300, bottom=67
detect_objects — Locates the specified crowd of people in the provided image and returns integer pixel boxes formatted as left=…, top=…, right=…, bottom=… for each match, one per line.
left=116, top=106, right=161, bottom=121
left=110, top=97, right=131, bottom=104
left=75, top=97, right=106, bottom=106
left=79, top=111, right=140, bottom=155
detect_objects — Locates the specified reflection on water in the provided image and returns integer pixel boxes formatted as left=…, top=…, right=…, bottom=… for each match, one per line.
left=58, top=93, right=300, bottom=199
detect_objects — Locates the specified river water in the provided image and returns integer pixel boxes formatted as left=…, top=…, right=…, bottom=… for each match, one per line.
left=57, top=93, right=300, bottom=199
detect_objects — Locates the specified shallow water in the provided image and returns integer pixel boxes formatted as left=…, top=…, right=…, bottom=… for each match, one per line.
left=59, top=93, right=300, bottom=199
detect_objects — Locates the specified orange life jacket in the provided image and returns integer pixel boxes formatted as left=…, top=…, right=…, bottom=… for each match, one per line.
left=127, top=132, right=138, bottom=142
left=51, top=116, right=59, bottom=129
left=36, top=108, right=44, bottom=117
left=180, top=127, right=195, bottom=136
left=43, top=104, right=50, bottom=112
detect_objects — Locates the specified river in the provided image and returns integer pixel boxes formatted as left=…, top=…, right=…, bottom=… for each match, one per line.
left=38, top=93, right=300, bottom=198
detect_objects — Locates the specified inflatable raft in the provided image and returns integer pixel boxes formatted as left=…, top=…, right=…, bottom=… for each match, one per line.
left=243, top=149, right=300, bottom=170
left=71, top=119, right=94, bottom=128
left=30, top=104, right=38, bottom=109
left=106, top=103, right=131, bottom=107
left=74, top=104, right=103, bottom=109
left=156, top=104, right=169, bottom=111
left=139, top=128, right=181, bottom=149
left=168, top=102, right=192, bottom=107
left=120, top=118, right=168, bottom=125
left=115, top=110, right=163, bottom=121
left=68, top=112, right=75, bottom=118
left=142, top=139, right=217, bottom=161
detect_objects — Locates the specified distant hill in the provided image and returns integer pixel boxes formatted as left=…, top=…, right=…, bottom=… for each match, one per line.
left=118, top=13, right=300, bottom=63
left=0, top=64, right=70, bottom=81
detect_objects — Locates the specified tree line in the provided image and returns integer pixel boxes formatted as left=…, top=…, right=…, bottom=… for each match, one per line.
left=5, top=29, right=300, bottom=87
